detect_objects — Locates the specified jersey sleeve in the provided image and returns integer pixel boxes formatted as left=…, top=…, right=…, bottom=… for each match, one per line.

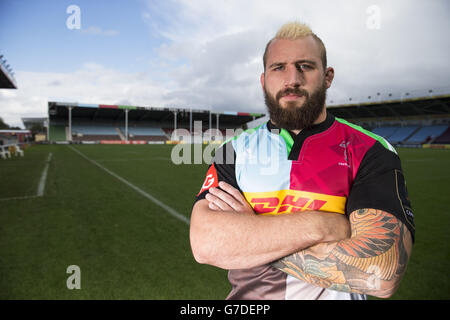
left=194, top=141, right=239, bottom=203
left=346, top=141, right=415, bottom=241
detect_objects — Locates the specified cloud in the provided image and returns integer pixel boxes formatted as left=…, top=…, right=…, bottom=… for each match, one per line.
left=0, top=64, right=169, bottom=127
left=143, top=0, right=450, bottom=111
left=80, top=26, right=119, bottom=36
left=2, top=0, right=449, bottom=128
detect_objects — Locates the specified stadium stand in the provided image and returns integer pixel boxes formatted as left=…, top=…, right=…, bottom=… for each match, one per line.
left=369, top=124, right=450, bottom=145
left=129, top=135, right=168, bottom=142
left=48, top=125, right=66, bottom=142
left=385, top=126, right=419, bottom=144
left=327, top=87, right=450, bottom=146
left=46, top=88, right=450, bottom=146
left=406, top=125, right=448, bottom=144
left=0, top=53, right=17, bottom=89
left=72, top=125, right=118, bottom=135
left=433, top=126, right=450, bottom=144
left=48, top=102, right=265, bottom=143
left=162, top=128, right=174, bottom=137
left=371, top=126, right=399, bottom=139
left=127, top=127, right=165, bottom=136
left=127, top=127, right=168, bottom=141
left=72, top=134, right=120, bottom=142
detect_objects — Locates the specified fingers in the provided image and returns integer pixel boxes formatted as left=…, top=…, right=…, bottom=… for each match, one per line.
left=218, top=181, right=247, bottom=206
left=206, top=182, right=254, bottom=215
left=218, top=181, right=253, bottom=212
left=205, top=192, right=234, bottom=211
left=208, top=186, right=241, bottom=211
left=208, top=201, right=221, bottom=211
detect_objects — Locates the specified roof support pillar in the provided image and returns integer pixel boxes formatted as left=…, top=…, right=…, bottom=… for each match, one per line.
left=68, top=106, right=72, bottom=142
left=124, top=109, right=129, bottom=142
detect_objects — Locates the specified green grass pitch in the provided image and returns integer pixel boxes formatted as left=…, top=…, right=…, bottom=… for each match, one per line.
left=0, top=144, right=448, bottom=299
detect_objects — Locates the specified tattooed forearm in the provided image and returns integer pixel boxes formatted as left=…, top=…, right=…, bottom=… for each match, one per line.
left=271, top=209, right=413, bottom=298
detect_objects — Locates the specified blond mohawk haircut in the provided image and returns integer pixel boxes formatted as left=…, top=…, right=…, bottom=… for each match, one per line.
left=263, top=21, right=327, bottom=71
left=275, top=22, right=313, bottom=39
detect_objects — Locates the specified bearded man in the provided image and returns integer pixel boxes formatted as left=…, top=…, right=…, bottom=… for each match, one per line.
left=190, top=22, right=415, bottom=300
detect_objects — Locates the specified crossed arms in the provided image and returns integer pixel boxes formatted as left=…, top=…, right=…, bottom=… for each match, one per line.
left=190, top=182, right=413, bottom=298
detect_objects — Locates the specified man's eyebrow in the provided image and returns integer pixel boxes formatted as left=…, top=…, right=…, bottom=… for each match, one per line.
left=295, top=59, right=317, bottom=66
left=268, top=60, right=317, bottom=69
left=268, top=62, right=286, bottom=69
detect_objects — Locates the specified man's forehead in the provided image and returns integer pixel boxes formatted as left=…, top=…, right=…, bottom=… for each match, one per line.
left=266, top=37, right=322, bottom=64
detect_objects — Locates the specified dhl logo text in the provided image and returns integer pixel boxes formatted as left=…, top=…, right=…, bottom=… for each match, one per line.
left=244, top=190, right=346, bottom=215
left=250, top=196, right=326, bottom=214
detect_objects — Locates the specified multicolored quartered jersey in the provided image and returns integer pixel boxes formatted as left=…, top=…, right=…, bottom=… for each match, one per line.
left=195, top=112, right=415, bottom=300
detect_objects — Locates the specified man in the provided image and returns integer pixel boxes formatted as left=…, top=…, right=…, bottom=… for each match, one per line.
left=190, top=22, right=415, bottom=300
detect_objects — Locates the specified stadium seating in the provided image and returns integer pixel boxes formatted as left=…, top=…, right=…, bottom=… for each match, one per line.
left=72, top=125, right=118, bottom=135
left=387, top=126, right=419, bottom=144
left=406, top=125, right=448, bottom=144
left=433, top=126, right=450, bottom=144
left=371, top=124, right=450, bottom=145
left=72, top=134, right=120, bottom=141
left=162, top=128, right=173, bottom=136
left=70, top=123, right=171, bottom=142
left=129, top=135, right=168, bottom=141
left=127, top=127, right=166, bottom=136
left=371, top=126, right=399, bottom=139
left=127, top=128, right=168, bottom=141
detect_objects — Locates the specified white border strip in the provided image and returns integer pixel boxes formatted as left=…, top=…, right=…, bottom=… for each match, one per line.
left=68, top=146, right=189, bottom=225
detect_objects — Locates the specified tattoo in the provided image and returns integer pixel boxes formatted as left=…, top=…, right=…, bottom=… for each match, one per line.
left=272, top=208, right=412, bottom=297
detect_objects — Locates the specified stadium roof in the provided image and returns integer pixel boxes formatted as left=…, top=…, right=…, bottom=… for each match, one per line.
left=48, top=101, right=265, bottom=127
left=0, top=129, right=31, bottom=134
left=327, top=93, right=450, bottom=120
left=22, top=117, right=48, bottom=129
left=0, top=54, right=17, bottom=89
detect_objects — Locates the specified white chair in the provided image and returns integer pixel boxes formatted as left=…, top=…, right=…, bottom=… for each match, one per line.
left=0, top=146, right=11, bottom=159
left=14, top=145, right=24, bottom=157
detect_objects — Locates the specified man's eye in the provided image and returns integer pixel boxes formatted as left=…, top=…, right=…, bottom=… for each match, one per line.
left=273, top=65, right=284, bottom=71
left=298, top=64, right=312, bottom=71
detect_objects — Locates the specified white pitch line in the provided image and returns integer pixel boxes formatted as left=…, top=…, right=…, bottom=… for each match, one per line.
left=68, top=146, right=190, bottom=225
left=0, top=152, right=52, bottom=201
left=0, top=195, right=40, bottom=202
left=37, top=152, right=52, bottom=197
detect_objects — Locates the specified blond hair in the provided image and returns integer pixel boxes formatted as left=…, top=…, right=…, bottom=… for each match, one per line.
left=263, top=22, right=327, bottom=71
left=275, top=22, right=313, bottom=39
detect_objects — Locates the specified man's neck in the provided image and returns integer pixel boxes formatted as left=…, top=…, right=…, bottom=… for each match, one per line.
left=285, top=107, right=327, bottom=136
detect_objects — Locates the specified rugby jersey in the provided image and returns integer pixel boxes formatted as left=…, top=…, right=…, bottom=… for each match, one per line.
left=195, top=112, right=415, bottom=300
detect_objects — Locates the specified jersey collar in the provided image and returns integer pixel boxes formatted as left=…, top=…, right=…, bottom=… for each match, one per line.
left=267, top=112, right=335, bottom=160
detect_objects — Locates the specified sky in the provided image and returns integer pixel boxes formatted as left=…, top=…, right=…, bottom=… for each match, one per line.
left=0, top=0, right=449, bottom=128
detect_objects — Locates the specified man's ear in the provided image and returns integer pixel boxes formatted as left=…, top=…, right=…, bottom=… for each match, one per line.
left=260, top=73, right=265, bottom=91
left=324, top=67, right=334, bottom=89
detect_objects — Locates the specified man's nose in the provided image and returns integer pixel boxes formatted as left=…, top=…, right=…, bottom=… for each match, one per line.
left=284, top=65, right=304, bottom=88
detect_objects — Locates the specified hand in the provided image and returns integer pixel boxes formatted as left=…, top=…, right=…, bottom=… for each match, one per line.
left=316, top=211, right=351, bottom=242
left=205, top=181, right=254, bottom=215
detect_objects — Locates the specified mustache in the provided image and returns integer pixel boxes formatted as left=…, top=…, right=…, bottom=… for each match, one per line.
left=276, top=87, right=309, bottom=101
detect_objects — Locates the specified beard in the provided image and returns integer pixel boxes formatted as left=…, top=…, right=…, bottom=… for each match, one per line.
left=264, top=81, right=327, bottom=131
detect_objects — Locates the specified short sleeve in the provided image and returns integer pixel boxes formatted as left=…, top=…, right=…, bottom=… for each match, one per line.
left=347, top=141, right=415, bottom=241
left=194, top=141, right=239, bottom=203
